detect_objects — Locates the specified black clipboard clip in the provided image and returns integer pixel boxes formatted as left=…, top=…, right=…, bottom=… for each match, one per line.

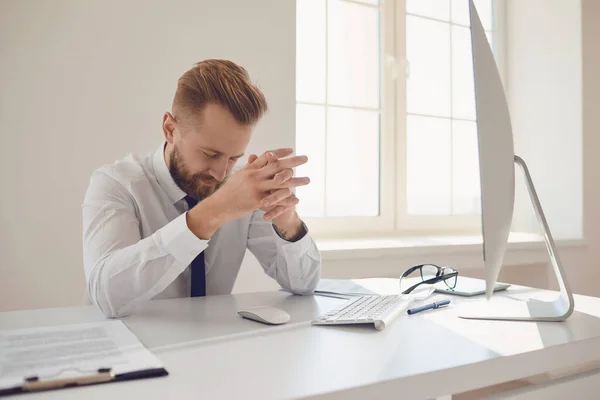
left=23, top=368, right=114, bottom=392
left=0, top=366, right=167, bottom=397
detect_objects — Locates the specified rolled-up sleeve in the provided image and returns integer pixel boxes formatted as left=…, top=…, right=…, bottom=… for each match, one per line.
left=246, top=210, right=321, bottom=294
left=82, top=171, right=207, bottom=318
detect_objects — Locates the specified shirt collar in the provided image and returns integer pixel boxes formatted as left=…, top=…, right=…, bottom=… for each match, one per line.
left=153, top=142, right=187, bottom=205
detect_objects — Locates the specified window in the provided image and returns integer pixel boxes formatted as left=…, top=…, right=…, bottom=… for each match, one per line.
left=295, top=0, right=500, bottom=238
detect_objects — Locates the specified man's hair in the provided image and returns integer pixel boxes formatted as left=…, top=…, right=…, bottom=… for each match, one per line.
left=172, top=59, right=268, bottom=125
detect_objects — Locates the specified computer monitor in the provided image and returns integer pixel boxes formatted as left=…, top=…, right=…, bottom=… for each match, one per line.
left=458, top=0, right=574, bottom=321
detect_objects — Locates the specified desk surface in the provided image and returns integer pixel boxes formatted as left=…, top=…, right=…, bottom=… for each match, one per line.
left=3, top=282, right=600, bottom=399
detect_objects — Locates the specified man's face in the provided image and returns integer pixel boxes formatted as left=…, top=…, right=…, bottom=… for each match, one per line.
left=164, top=104, right=253, bottom=201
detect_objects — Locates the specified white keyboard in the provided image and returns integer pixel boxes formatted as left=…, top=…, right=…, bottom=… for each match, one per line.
left=312, top=295, right=413, bottom=331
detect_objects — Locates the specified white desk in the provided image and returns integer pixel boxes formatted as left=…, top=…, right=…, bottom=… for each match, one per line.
left=2, top=283, right=600, bottom=399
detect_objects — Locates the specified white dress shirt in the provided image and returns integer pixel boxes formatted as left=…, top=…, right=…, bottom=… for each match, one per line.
left=82, top=144, right=321, bottom=317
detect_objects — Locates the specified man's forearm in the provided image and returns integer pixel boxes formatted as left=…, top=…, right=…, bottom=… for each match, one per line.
left=186, top=195, right=230, bottom=239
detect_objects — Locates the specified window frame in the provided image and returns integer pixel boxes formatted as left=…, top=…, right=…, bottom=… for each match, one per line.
left=298, top=0, right=505, bottom=239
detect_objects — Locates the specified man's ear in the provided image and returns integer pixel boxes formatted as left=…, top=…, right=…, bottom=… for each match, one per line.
left=162, top=112, right=176, bottom=144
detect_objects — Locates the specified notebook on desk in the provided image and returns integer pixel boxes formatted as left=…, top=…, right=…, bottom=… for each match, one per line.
left=0, top=320, right=167, bottom=396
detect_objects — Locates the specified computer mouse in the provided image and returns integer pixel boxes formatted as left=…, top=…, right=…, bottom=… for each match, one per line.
left=237, top=306, right=291, bottom=325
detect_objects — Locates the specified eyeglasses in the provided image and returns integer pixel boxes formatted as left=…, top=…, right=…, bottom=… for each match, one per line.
left=399, top=264, right=458, bottom=295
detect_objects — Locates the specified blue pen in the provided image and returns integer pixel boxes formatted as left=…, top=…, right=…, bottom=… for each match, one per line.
left=407, top=299, right=451, bottom=315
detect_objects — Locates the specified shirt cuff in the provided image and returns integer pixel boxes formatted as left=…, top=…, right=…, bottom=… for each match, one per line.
left=154, top=212, right=209, bottom=265
left=273, top=222, right=313, bottom=256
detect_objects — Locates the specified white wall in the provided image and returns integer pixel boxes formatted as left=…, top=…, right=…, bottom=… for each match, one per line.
left=579, top=0, right=600, bottom=296
left=0, top=0, right=295, bottom=311
left=506, top=0, right=583, bottom=240
left=502, top=0, right=600, bottom=297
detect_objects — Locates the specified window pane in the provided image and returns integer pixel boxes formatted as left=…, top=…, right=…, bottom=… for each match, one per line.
left=451, top=0, right=493, bottom=30
left=486, top=30, right=494, bottom=51
left=295, top=104, right=326, bottom=218
left=452, top=26, right=476, bottom=120
left=406, top=0, right=450, bottom=21
left=296, top=0, right=326, bottom=103
left=452, top=120, right=481, bottom=215
left=406, top=16, right=451, bottom=117
left=326, top=107, right=379, bottom=216
left=328, top=0, right=380, bottom=109
left=407, top=115, right=451, bottom=215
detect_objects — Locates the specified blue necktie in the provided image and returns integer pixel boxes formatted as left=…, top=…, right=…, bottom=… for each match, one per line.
left=185, top=196, right=206, bottom=297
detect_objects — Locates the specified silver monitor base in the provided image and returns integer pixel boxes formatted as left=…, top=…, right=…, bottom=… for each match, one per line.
left=458, top=155, right=575, bottom=322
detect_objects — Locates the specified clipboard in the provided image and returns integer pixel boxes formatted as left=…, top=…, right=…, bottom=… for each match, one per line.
left=0, top=320, right=169, bottom=397
left=0, top=366, right=168, bottom=396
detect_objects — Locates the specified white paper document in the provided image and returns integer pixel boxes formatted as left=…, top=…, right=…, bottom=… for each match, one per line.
left=314, top=279, right=378, bottom=298
left=0, top=320, right=164, bottom=391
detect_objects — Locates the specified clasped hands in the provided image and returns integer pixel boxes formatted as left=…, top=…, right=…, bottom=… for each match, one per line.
left=209, top=148, right=309, bottom=224
left=186, top=148, right=310, bottom=241
left=244, top=148, right=308, bottom=223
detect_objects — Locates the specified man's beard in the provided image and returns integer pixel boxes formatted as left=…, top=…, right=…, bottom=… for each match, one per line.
left=168, top=145, right=226, bottom=201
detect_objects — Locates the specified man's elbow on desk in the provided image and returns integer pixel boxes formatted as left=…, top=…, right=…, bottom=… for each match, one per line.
left=287, top=285, right=318, bottom=296
left=88, top=284, right=130, bottom=319
left=88, top=287, right=122, bottom=319
left=283, top=266, right=322, bottom=296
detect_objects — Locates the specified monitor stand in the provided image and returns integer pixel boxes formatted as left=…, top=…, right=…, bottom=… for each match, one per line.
left=458, top=155, right=575, bottom=322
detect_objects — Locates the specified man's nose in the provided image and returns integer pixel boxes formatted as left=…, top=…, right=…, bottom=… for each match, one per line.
left=209, top=159, right=228, bottom=182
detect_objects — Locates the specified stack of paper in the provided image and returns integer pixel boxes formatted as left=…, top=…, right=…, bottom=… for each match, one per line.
left=314, top=279, right=378, bottom=299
